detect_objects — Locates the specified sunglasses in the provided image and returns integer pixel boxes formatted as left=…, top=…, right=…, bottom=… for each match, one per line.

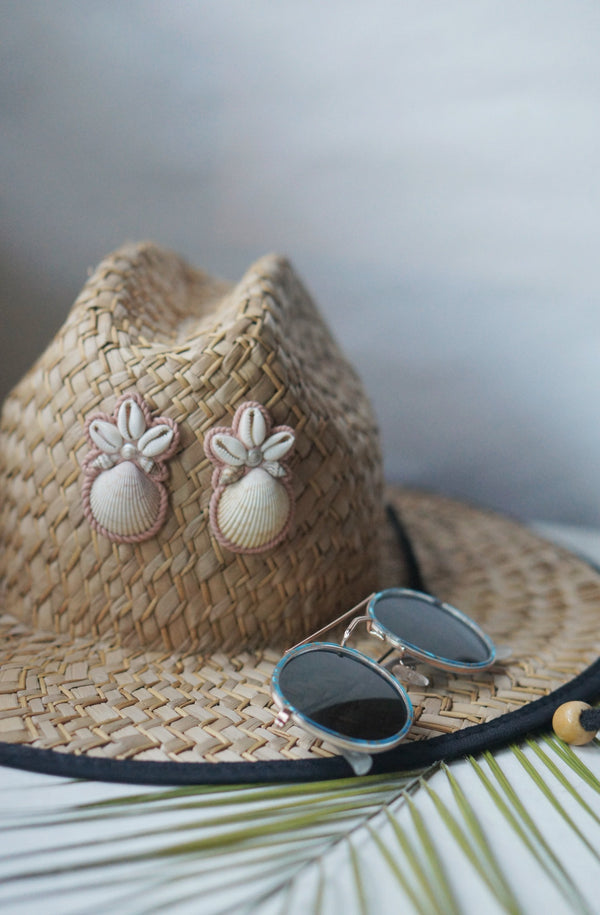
left=271, top=588, right=497, bottom=775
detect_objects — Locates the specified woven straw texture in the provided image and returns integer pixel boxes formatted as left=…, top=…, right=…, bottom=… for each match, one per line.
left=0, top=242, right=384, bottom=656
left=1, top=488, right=599, bottom=763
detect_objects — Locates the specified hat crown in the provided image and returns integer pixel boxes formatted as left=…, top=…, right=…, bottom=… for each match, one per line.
left=0, top=243, right=383, bottom=654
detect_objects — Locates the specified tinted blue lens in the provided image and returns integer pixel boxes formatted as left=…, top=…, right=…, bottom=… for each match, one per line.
left=277, top=647, right=410, bottom=741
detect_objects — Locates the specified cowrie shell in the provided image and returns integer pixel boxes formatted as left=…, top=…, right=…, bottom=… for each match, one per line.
left=210, top=433, right=247, bottom=466
left=117, top=398, right=146, bottom=442
left=238, top=405, right=267, bottom=449
left=89, top=419, right=122, bottom=453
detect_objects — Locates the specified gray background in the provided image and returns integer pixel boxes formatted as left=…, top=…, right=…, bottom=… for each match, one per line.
left=2, top=1, right=599, bottom=524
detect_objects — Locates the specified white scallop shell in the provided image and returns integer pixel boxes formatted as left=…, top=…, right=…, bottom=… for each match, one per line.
left=89, top=460, right=162, bottom=537
left=216, top=467, right=291, bottom=550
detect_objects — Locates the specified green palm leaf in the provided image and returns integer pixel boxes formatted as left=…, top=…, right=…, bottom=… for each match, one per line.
left=423, top=767, right=523, bottom=914
left=0, top=736, right=598, bottom=914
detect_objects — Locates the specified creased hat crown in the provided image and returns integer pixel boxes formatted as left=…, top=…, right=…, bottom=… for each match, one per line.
left=0, top=242, right=384, bottom=654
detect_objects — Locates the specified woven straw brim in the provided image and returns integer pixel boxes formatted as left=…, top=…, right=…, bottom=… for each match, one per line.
left=1, top=488, right=599, bottom=767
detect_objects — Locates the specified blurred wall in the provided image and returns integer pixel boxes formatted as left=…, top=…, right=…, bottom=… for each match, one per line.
left=2, top=1, right=600, bottom=524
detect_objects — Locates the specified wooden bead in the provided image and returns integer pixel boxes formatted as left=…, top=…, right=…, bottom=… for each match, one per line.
left=552, top=701, right=596, bottom=745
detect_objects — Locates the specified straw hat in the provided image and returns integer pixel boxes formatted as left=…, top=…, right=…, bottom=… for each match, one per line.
left=0, top=242, right=598, bottom=784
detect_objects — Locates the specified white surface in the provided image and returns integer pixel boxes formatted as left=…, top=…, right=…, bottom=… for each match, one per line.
left=0, top=737, right=598, bottom=914
left=2, top=2, right=600, bottom=525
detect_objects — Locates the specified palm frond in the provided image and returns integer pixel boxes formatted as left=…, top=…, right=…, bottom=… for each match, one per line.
left=0, top=767, right=435, bottom=914
left=527, top=738, right=600, bottom=824
left=512, top=743, right=600, bottom=859
left=367, top=817, right=436, bottom=915
left=472, top=751, right=595, bottom=915
left=423, top=767, right=523, bottom=914
left=543, top=734, right=600, bottom=791
left=0, top=735, right=599, bottom=914
left=347, top=836, right=369, bottom=915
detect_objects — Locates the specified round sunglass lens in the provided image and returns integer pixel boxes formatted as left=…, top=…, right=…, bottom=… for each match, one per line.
left=276, top=647, right=410, bottom=741
left=372, top=591, right=492, bottom=665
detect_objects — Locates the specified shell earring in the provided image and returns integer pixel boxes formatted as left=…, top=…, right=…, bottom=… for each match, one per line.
left=204, top=402, right=296, bottom=553
left=82, top=393, right=179, bottom=542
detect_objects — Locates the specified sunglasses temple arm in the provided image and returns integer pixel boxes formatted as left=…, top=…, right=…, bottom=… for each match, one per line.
left=285, top=594, right=374, bottom=652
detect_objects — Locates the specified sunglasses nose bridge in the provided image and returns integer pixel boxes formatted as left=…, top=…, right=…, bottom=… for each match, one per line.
left=341, top=615, right=385, bottom=647
left=340, top=616, right=387, bottom=648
